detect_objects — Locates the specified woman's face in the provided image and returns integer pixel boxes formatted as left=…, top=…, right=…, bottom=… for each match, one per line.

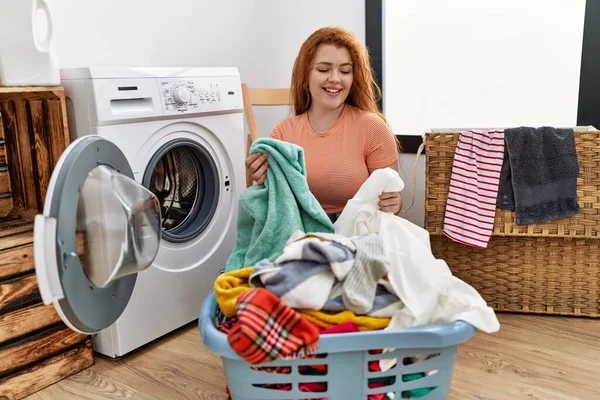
left=308, top=44, right=354, bottom=112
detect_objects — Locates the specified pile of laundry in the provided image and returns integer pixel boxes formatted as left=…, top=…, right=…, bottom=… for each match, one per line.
left=215, top=138, right=501, bottom=399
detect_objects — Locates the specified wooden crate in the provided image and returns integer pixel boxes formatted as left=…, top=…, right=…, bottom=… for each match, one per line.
left=0, top=86, right=70, bottom=216
left=0, top=87, right=94, bottom=400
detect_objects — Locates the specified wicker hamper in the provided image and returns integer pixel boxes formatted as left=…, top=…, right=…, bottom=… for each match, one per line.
left=424, top=128, right=600, bottom=317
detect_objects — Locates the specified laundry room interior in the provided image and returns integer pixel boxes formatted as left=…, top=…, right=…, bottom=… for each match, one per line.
left=0, top=0, right=599, bottom=399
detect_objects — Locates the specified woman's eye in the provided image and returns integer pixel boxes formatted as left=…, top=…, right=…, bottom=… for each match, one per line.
left=341, top=70, right=351, bottom=75
left=318, top=69, right=329, bottom=73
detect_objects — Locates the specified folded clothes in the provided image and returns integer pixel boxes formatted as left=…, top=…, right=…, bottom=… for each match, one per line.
left=214, top=266, right=392, bottom=331
left=249, top=231, right=404, bottom=318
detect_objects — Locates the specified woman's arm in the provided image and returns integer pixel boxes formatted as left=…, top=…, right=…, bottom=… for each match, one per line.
left=364, top=113, right=403, bottom=214
left=369, top=161, right=403, bottom=214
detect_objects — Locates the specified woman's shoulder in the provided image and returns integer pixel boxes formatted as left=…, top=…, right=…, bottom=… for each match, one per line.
left=271, top=113, right=304, bottom=139
left=276, top=113, right=304, bottom=130
left=345, top=105, right=390, bottom=132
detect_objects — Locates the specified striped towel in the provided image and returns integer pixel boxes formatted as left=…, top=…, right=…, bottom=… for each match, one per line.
left=442, top=129, right=505, bottom=248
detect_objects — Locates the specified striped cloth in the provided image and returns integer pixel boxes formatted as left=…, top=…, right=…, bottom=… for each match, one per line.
left=442, top=129, right=505, bottom=248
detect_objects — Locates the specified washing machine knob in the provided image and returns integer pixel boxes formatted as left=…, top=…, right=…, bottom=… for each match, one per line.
left=172, top=86, right=190, bottom=105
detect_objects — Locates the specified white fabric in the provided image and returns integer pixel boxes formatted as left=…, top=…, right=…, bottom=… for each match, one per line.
left=334, top=168, right=500, bottom=333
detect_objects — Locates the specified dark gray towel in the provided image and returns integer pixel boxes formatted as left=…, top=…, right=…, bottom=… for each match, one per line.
left=496, top=126, right=580, bottom=224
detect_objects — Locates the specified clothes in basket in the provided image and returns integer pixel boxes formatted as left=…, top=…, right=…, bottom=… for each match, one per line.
left=249, top=231, right=403, bottom=317
left=216, top=287, right=435, bottom=399
left=200, top=289, right=475, bottom=400
left=213, top=266, right=391, bottom=332
left=203, top=164, right=495, bottom=399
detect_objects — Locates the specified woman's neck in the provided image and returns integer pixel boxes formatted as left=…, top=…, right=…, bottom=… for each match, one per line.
left=307, top=103, right=345, bottom=133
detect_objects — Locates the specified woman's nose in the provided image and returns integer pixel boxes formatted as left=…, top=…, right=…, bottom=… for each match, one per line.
left=328, top=70, right=341, bottom=83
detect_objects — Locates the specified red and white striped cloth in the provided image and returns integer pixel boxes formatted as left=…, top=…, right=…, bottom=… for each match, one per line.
left=442, top=129, right=505, bottom=248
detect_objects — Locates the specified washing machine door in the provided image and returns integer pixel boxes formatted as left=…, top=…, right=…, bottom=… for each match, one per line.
left=33, top=135, right=162, bottom=334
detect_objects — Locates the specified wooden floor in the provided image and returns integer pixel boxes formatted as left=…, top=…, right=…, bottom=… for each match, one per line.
left=27, top=312, right=599, bottom=400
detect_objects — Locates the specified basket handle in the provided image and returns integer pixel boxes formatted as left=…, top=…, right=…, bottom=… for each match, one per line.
left=401, top=134, right=426, bottom=213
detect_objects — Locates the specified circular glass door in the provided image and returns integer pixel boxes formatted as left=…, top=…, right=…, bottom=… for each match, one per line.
left=34, top=135, right=162, bottom=334
left=142, top=139, right=220, bottom=243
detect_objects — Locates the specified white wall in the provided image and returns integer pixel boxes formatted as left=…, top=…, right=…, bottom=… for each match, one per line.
left=44, top=0, right=431, bottom=225
left=36, top=1, right=592, bottom=228
left=384, top=0, right=587, bottom=226
left=44, top=0, right=372, bottom=213
left=46, top=0, right=364, bottom=137
left=384, top=0, right=586, bottom=135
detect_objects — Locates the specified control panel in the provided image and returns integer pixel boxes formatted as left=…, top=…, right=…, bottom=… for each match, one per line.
left=158, top=76, right=240, bottom=116
left=75, top=68, right=243, bottom=125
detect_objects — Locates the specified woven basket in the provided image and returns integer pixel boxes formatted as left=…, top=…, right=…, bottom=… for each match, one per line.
left=424, top=129, right=600, bottom=317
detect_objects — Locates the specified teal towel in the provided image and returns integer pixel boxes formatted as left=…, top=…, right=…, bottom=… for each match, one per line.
left=225, top=138, right=335, bottom=272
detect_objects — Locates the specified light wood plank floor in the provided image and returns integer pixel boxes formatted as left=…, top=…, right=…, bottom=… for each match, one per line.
left=27, top=313, right=600, bottom=399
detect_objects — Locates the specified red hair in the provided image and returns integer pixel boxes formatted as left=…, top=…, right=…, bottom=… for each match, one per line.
left=290, top=27, right=401, bottom=151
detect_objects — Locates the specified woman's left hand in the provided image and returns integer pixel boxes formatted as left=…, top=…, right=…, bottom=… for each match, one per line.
left=379, top=192, right=402, bottom=214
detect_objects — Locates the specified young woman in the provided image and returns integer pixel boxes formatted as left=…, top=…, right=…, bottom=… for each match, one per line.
left=246, top=27, right=402, bottom=223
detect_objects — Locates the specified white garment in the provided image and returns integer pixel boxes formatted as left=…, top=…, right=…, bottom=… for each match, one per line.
left=334, top=168, right=500, bottom=333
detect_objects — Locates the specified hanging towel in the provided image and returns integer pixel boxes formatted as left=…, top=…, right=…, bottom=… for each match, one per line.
left=442, top=129, right=505, bottom=249
left=497, top=126, right=579, bottom=224
left=334, top=167, right=500, bottom=333
left=225, top=138, right=334, bottom=272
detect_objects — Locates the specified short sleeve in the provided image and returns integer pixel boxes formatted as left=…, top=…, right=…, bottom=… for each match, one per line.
left=365, top=114, right=399, bottom=169
left=270, top=121, right=283, bottom=140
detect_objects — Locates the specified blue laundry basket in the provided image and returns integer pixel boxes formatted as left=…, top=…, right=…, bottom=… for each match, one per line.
left=199, top=291, right=475, bottom=400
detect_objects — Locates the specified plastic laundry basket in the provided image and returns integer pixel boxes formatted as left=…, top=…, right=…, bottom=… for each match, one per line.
left=199, top=291, right=475, bottom=400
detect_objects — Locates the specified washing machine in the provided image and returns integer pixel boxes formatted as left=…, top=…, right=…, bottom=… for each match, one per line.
left=35, top=67, right=246, bottom=357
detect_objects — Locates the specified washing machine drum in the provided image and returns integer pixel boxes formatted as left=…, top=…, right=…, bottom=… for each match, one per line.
left=34, top=136, right=162, bottom=334
left=143, top=140, right=219, bottom=243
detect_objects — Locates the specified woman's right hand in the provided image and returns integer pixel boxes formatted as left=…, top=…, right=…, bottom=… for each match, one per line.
left=245, top=152, right=269, bottom=185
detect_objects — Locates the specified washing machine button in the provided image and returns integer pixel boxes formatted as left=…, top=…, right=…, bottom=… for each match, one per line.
left=173, top=86, right=191, bottom=105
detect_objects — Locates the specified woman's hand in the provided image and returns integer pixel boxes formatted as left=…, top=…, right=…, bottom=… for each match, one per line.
left=379, top=191, right=402, bottom=214
left=245, top=152, right=269, bottom=185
